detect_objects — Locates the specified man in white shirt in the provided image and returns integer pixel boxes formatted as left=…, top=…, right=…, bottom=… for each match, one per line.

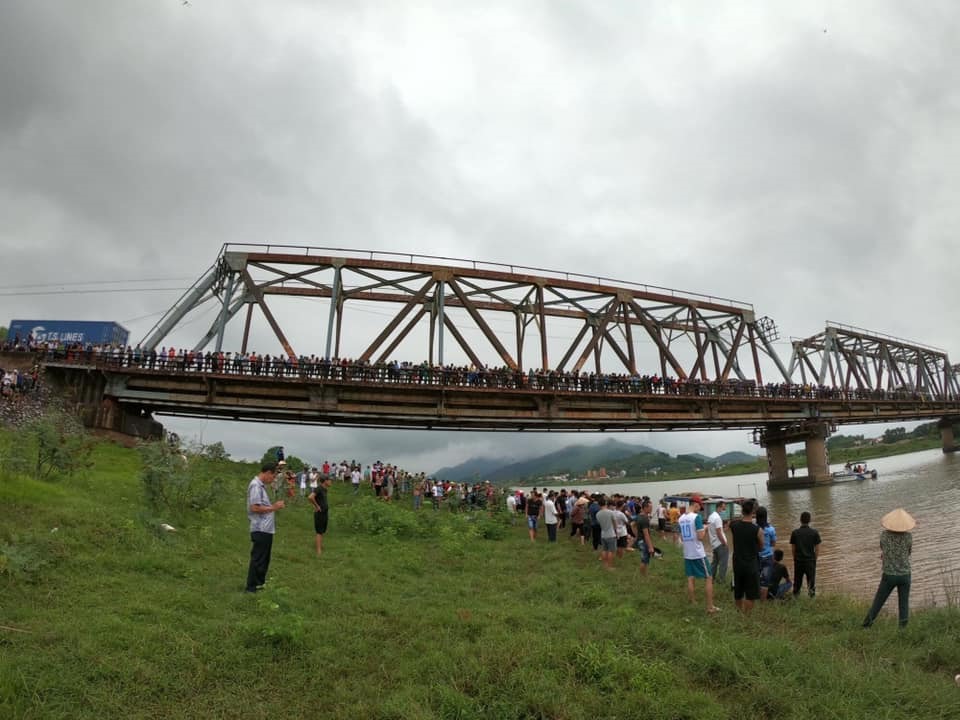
left=707, top=501, right=729, bottom=585
left=678, top=496, right=718, bottom=615
left=350, top=467, right=362, bottom=495
left=613, top=500, right=631, bottom=560
left=543, top=491, right=559, bottom=542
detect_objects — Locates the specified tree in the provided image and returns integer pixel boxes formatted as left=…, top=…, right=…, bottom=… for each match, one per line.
left=0, top=326, right=7, bottom=342
left=138, top=440, right=224, bottom=517
left=882, top=427, right=908, bottom=444
left=259, top=446, right=304, bottom=472
left=827, top=434, right=864, bottom=451
left=25, top=411, right=94, bottom=481
left=202, top=441, right=230, bottom=461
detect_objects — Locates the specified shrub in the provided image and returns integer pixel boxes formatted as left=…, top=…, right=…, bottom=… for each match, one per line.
left=242, top=583, right=305, bottom=650
left=0, top=410, right=94, bottom=481
left=138, top=440, right=226, bottom=518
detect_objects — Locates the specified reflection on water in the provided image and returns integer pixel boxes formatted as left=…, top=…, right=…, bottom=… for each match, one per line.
left=533, top=449, right=960, bottom=608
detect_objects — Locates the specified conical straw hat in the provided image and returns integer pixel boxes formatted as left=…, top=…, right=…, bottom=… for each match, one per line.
left=881, top=508, right=915, bottom=532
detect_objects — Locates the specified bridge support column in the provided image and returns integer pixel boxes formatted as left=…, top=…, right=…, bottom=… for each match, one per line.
left=765, top=441, right=789, bottom=488
left=940, top=418, right=957, bottom=453
left=805, top=424, right=831, bottom=484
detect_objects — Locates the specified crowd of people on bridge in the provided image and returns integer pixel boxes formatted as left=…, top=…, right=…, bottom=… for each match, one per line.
left=15, top=340, right=938, bottom=403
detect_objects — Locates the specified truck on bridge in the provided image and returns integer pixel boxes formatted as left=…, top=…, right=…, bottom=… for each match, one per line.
left=8, top=320, right=129, bottom=348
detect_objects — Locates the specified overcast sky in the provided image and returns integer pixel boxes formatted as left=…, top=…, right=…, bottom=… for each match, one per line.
left=3, top=1, right=958, bottom=471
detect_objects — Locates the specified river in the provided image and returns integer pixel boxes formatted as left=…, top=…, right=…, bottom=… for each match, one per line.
left=528, top=449, right=960, bottom=608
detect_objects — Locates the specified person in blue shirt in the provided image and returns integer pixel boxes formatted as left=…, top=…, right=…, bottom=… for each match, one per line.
left=756, top=506, right=777, bottom=600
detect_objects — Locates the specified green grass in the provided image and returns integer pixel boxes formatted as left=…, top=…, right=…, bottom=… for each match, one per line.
left=2, top=436, right=959, bottom=719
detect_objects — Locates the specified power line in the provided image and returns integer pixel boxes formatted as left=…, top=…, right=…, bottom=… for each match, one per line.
left=0, top=287, right=188, bottom=297
left=1, top=277, right=194, bottom=290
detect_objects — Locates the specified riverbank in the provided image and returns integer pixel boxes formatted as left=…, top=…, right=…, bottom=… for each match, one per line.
left=2, top=436, right=959, bottom=718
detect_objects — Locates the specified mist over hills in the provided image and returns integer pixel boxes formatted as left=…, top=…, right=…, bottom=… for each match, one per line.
left=432, top=439, right=758, bottom=483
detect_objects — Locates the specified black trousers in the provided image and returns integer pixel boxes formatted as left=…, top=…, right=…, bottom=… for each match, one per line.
left=793, top=559, right=817, bottom=596
left=246, top=531, right=274, bottom=591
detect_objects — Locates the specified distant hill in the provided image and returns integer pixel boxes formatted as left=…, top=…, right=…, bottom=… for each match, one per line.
left=676, top=453, right=711, bottom=464
left=432, top=440, right=763, bottom=485
left=714, top=451, right=758, bottom=465
left=432, top=456, right=509, bottom=482
left=433, top=439, right=658, bottom=483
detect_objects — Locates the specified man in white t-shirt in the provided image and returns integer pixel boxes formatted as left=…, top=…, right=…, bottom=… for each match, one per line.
left=657, top=502, right=668, bottom=539
left=678, top=496, right=718, bottom=615
left=350, top=467, right=362, bottom=495
left=543, top=491, right=559, bottom=542
left=613, top=500, right=631, bottom=559
left=706, top=500, right=729, bottom=585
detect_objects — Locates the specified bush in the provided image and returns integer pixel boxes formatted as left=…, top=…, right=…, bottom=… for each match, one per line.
left=138, top=440, right=226, bottom=519
left=242, top=583, right=305, bottom=650
left=0, top=410, right=94, bottom=481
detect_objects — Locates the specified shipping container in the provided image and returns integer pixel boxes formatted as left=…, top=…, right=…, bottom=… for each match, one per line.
left=8, top=320, right=130, bottom=347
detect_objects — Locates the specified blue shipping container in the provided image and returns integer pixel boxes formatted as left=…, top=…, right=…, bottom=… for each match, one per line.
left=8, top=320, right=130, bottom=347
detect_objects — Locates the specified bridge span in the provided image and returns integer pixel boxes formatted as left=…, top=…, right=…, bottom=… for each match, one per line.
left=16, top=245, right=960, bottom=489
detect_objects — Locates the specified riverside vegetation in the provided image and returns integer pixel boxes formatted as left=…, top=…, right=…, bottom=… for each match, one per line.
left=2, top=431, right=959, bottom=719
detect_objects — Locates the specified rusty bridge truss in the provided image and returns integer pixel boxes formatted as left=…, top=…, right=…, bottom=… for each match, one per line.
left=142, top=245, right=791, bottom=385
left=788, top=322, right=960, bottom=401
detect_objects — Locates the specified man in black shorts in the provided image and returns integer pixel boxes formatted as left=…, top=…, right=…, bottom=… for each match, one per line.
left=309, top=475, right=333, bottom=556
left=730, top=499, right=764, bottom=613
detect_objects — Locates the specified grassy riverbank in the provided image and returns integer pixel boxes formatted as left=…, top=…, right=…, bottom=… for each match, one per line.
left=2, top=438, right=959, bottom=719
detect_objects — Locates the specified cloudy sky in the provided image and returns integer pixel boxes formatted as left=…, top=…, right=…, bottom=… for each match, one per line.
left=3, top=1, right=958, bottom=470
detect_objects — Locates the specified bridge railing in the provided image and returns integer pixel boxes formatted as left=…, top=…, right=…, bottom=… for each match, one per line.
left=32, top=347, right=953, bottom=404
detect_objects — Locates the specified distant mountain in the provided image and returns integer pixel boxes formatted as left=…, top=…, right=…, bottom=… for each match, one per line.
left=432, top=456, right=509, bottom=482
left=714, top=451, right=759, bottom=465
left=432, top=441, right=763, bottom=484
left=676, top=453, right=711, bottom=464
left=433, top=439, right=658, bottom=483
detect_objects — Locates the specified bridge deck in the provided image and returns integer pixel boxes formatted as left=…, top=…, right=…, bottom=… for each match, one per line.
left=44, top=361, right=960, bottom=432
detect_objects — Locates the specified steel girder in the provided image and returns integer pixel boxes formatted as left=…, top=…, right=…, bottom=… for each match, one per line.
left=139, top=245, right=791, bottom=382
left=787, top=322, right=958, bottom=401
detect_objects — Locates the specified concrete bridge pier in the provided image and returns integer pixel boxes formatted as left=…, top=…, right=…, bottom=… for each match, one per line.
left=761, top=421, right=833, bottom=489
left=804, top=425, right=831, bottom=484
left=765, top=441, right=789, bottom=488
left=940, top=418, right=958, bottom=453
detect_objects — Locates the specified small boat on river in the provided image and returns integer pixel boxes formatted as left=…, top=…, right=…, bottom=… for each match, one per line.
left=661, top=493, right=744, bottom=524
left=831, top=462, right=878, bottom=482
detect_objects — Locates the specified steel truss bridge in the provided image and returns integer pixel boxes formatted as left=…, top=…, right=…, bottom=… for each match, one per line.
left=39, top=245, right=959, bottom=441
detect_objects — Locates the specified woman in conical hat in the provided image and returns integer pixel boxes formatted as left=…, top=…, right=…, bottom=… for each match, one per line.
left=862, top=508, right=915, bottom=629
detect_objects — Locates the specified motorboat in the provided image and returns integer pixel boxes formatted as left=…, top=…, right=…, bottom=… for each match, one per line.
left=831, top=462, right=878, bottom=482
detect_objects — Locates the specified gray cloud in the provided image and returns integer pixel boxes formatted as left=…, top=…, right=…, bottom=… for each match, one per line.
left=3, top=1, right=958, bottom=468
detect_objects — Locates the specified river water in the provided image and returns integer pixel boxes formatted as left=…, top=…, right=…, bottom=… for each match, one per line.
left=531, top=449, right=960, bottom=608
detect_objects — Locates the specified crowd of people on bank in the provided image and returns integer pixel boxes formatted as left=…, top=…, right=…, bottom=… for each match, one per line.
left=244, top=446, right=507, bottom=591
left=0, top=360, right=47, bottom=427
left=266, top=451, right=501, bottom=513
left=9, top=341, right=936, bottom=402
left=506, top=487, right=915, bottom=625
left=1, top=365, right=39, bottom=397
